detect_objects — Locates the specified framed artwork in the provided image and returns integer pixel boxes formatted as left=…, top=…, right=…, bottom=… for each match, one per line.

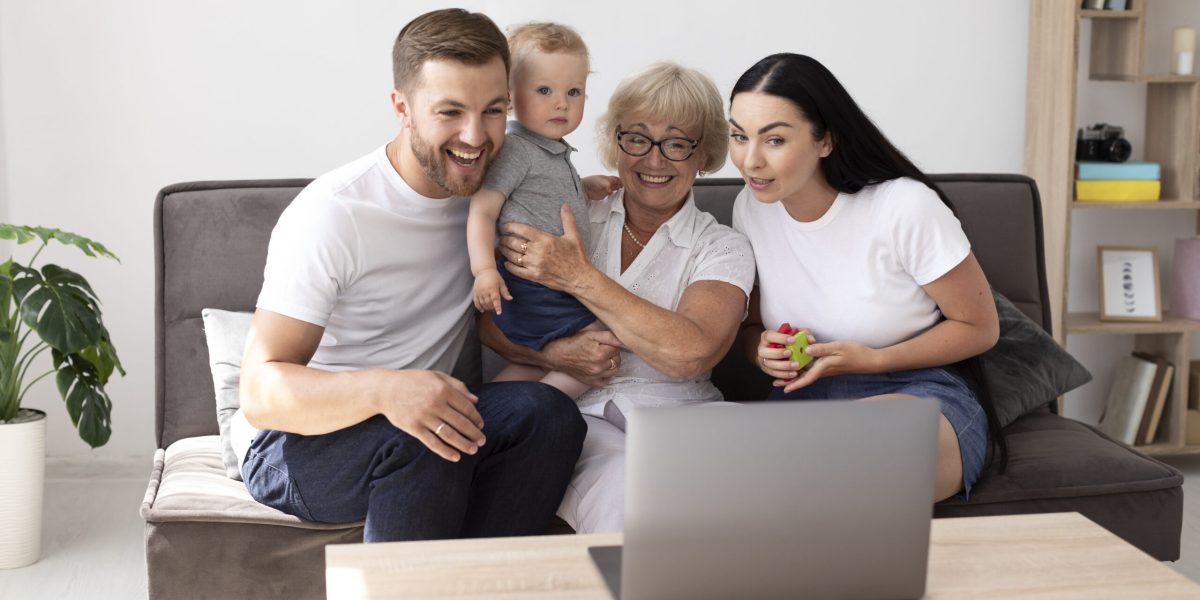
left=1097, top=245, right=1162, bottom=322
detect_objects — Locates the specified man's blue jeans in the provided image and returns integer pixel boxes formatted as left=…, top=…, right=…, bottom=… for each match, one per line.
left=241, top=381, right=586, bottom=542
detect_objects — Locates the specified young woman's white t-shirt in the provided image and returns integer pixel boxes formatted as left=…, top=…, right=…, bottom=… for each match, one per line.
left=732, top=177, right=970, bottom=349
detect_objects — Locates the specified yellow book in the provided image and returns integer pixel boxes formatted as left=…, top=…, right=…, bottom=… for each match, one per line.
left=1075, top=179, right=1160, bottom=201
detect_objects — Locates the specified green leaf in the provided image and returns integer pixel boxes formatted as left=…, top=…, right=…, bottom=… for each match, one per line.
left=53, top=350, right=112, bottom=448
left=19, top=265, right=104, bottom=354
left=80, top=337, right=123, bottom=385
left=0, top=224, right=120, bottom=262
left=0, top=224, right=36, bottom=245
left=0, top=267, right=12, bottom=327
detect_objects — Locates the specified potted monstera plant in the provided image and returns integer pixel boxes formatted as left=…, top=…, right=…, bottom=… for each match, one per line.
left=0, top=225, right=123, bottom=568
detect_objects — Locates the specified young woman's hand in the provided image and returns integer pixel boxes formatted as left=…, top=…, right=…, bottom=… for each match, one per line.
left=756, top=327, right=814, bottom=382
left=779, top=340, right=882, bottom=394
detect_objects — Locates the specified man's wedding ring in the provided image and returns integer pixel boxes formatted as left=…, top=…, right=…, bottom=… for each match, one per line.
left=434, top=422, right=446, bottom=436
left=609, top=357, right=616, bottom=370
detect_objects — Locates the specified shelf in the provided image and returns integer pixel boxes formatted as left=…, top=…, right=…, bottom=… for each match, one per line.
left=1079, top=9, right=1143, bottom=19
left=1029, top=0, right=1200, bottom=459
left=1090, top=74, right=1200, bottom=83
left=1066, top=312, right=1200, bottom=335
left=1136, top=442, right=1200, bottom=457
left=1073, top=199, right=1200, bottom=209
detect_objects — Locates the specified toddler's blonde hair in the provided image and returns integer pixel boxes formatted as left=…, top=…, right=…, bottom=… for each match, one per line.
left=506, top=22, right=590, bottom=74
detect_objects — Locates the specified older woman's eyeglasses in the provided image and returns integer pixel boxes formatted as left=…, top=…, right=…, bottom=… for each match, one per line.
left=616, top=131, right=701, bottom=161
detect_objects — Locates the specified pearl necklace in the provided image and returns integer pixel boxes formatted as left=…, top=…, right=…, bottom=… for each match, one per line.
left=623, top=220, right=647, bottom=249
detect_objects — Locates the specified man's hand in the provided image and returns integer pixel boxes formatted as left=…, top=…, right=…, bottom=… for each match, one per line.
left=472, top=268, right=512, bottom=315
left=376, top=370, right=486, bottom=462
left=541, top=329, right=622, bottom=388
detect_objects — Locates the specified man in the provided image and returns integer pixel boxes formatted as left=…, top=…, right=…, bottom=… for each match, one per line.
left=236, top=8, right=586, bottom=542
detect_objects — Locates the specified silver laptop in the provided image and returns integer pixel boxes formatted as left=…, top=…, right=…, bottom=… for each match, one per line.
left=588, top=398, right=940, bottom=600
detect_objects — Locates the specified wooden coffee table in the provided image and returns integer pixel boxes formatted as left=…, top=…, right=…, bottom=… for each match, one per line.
left=326, top=512, right=1198, bottom=599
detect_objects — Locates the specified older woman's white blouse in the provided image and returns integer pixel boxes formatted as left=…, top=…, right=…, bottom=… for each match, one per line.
left=576, top=189, right=756, bottom=420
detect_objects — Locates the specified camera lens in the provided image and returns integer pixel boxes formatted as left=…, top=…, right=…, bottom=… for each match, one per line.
left=1105, top=138, right=1132, bottom=163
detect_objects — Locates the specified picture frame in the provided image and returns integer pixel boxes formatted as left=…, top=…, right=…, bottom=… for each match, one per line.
left=1097, top=245, right=1162, bottom=322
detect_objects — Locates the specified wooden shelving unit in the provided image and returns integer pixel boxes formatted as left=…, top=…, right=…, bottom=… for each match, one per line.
left=1073, top=199, right=1200, bottom=209
left=1026, top=0, right=1200, bottom=455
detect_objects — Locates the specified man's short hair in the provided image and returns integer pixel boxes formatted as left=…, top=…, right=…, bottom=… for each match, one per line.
left=506, top=22, right=590, bottom=72
left=392, top=8, right=510, bottom=93
left=596, top=62, right=728, bottom=174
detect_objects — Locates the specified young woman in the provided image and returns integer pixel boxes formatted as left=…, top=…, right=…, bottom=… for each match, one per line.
left=728, top=53, right=1001, bottom=501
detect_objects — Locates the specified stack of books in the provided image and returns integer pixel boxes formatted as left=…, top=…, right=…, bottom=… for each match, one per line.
left=1099, top=352, right=1174, bottom=446
left=1075, top=161, right=1161, bottom=202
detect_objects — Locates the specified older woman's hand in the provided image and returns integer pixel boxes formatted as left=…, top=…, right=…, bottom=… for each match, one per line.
left=499, top=205, right=595, bottom=294
left=542, top=329, right=623, bottom=388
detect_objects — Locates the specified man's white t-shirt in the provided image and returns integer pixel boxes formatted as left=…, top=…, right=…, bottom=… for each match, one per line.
left=232, top=145, right=473, bottom=463
left=732, top=177, right=970, bottom=349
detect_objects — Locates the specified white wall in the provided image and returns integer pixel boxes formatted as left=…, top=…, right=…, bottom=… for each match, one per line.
left=1066, top=0, right=1200, bottom=424
left=0, top=0, right=1031, bottom=457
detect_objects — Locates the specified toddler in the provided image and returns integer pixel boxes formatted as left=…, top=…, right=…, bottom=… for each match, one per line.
left=467, top=22, right=617, bottom=398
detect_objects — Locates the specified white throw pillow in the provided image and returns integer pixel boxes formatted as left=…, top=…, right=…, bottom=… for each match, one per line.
left=201, top=308, right=255, bottom=480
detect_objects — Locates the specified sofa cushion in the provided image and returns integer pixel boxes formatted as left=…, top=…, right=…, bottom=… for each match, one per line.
left=935, top=411, right=1183, bottom=560
left=142, top=435, right=363, bottom=530
left=980, top=291, right=1092, bottom=427
left=141, top=436, right=360, bottom=600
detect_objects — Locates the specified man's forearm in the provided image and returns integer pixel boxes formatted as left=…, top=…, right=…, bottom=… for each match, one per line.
left=241, top=362, right=381, bottom=435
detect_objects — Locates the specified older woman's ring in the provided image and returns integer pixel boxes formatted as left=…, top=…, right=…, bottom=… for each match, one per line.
left=517, top=254, right=524, bottom=266
left=520, top=241, right=528, bottom=253
left=609, top=357, right=616, bottom=370
left=434, top=422, right=446, bottom=436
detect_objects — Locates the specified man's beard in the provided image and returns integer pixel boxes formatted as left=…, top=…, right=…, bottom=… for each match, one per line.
left=410, top=125, right=491, bottom=197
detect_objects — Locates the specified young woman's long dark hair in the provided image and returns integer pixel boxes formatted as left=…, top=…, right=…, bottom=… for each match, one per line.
left=732, top=53, right=1008, bottom=472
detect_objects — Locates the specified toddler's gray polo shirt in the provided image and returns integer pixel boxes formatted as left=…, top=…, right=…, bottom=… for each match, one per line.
left=483, top=120, right=591, bottom=252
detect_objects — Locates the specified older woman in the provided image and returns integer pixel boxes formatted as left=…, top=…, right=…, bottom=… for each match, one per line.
left=480, top=62, right=754, bottom=534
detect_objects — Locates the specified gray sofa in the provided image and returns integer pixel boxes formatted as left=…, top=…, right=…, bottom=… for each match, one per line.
left=143, top=174, right=1183, bottom=600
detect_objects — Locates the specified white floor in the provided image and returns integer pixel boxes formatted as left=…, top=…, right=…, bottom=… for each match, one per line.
left=0, top=456, right=150, bottom=600
left=2, top=454, right=1200, bottom=599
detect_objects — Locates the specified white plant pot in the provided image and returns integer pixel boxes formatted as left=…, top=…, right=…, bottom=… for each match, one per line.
left=0, top=408, right=45, bottom=569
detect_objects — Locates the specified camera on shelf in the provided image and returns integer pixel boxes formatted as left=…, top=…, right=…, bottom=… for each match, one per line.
left=1076, top=123, right=1132, bottom=163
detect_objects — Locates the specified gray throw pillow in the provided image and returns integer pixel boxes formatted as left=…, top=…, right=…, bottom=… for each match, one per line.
left=201, top=308, right=254, bottom=480
left=981, top=290, right=1091, bottom=428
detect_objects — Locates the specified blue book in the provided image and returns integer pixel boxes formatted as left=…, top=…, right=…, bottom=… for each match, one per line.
left=1076, top=161, right=1160, bottom=180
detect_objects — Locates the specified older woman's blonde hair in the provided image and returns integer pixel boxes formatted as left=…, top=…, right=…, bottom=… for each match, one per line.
left=596, top=62, right=727, bottom=174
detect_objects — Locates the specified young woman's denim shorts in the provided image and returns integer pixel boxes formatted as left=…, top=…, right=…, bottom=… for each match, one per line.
left=768, top=365, right=988, bottom=499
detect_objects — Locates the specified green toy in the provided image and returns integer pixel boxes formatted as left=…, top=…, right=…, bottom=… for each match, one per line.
left=771, top=323, right=813, bottom=369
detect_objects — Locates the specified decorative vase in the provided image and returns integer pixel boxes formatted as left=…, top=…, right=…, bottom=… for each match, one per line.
left=0, top=408, right=45, bottom=568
